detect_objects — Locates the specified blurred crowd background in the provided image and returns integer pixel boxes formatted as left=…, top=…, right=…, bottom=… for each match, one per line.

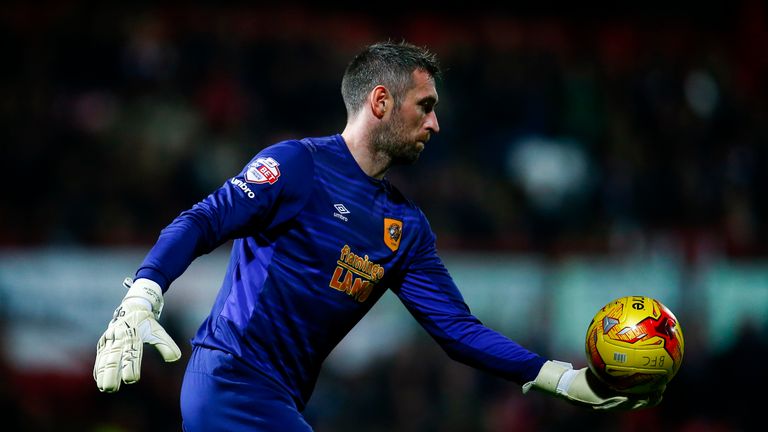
left=1, top=1, right=767, bottom=431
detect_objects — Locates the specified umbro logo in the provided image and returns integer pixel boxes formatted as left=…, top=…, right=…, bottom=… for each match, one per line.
left=334, top=204, right=350, bottom=214
left=334, top=204, right=350, bottom=222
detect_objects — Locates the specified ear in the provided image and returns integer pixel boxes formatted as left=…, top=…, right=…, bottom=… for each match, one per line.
left=370, top=85, right=390, bottom=119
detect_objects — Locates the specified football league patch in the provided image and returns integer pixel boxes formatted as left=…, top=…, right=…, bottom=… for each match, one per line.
left=384, top=218, right=403, bottom=252
left=246, top=157, right=281, bottom=184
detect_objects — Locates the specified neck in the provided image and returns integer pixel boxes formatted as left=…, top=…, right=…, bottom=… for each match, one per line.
left=341, top=123, right=390, bottom=180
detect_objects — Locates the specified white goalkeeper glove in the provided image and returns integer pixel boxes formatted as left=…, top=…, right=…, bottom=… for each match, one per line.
left=522, top=360, right=663, bottom=410
left=94, top=277, right=182, bottom=393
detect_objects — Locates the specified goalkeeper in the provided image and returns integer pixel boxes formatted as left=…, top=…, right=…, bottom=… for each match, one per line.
left=94, top=41, right=662, bottom=431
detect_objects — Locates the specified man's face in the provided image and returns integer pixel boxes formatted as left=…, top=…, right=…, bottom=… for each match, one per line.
left=372, top=69, right=440, bottom=165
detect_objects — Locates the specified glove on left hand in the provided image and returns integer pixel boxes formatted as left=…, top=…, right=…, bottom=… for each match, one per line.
left=523, top=360, right=663, bottom=410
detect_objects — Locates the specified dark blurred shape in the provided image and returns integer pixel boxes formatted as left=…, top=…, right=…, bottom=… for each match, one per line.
left=1, top=1, right=766, bottom=259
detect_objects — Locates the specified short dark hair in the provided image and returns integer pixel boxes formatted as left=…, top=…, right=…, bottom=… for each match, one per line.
left=341, top=41, right=441, bottom=118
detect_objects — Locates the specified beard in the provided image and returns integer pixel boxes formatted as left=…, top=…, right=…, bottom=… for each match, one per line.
left=370, top=113, right=425, bottom=166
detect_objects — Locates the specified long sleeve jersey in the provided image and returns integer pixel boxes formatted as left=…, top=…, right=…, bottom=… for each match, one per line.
left=136, top=134, right=546, bottom=409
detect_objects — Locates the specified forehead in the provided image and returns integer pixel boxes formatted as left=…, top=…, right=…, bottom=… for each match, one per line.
left=405, top=69, right=438, bottom=100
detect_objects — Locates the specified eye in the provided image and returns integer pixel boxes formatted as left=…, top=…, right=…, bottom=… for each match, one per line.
left=419, top=100, right=435, bottom=113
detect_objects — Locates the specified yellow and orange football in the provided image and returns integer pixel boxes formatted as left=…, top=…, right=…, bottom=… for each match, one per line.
left=585, top=296, right=684, bottom=394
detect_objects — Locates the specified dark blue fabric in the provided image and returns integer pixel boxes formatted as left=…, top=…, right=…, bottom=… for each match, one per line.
left=181, top=346, right=312, bottom=432
left=137, top=134, right=545, bottom=423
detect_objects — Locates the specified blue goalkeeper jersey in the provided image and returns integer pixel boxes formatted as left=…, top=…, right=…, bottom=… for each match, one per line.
left=136, top=134, right=546, bottom=409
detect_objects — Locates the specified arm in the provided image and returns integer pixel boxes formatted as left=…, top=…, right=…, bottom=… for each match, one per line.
left=390, top=212, right=545, bottom=384
left=392, top=214, right=661, bottom=409
left=94, top=140, right=314, bottom=392
left=391, top=235, right=545, bottom=384
left=135, top=141, right=314, bottom=292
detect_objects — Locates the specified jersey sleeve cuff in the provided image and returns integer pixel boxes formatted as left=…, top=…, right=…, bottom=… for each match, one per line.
left=520, top=356, right=549, bottom=385
left=135, top=267, right=171, bottom=293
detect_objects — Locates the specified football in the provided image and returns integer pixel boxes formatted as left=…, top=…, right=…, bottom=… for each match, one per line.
left=585, top=295, right=684, bottom=394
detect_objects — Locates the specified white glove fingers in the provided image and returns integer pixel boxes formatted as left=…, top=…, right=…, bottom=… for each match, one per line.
left=97, top=339, right=124, bottom=392
left=591, top=395, right=628, bottom=410
left=589, top=392, right=659, bottom=411
left=120, top=323, right=143, bottom=384
left=138, top=319, right=182, bottom=362
left=149, top=328, right=182, bottom=362
left=94, top=334, right=106, bottom=381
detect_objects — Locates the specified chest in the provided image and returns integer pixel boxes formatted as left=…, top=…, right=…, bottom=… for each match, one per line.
left=307, top=172, right=402, bottom=248
left=287, top=168, right=410, bottom=292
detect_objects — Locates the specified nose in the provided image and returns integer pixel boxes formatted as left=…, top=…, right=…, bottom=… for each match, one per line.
left=425, top=111, right=440, bottom=134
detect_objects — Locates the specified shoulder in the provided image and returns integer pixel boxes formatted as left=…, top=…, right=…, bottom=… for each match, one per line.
left=251, top=135, right=342, bottom=163
left=242, top=139, right=318, bottom=181
left=385, top=181, right=421, bottom=213
left=256, top=139, right=314, bottom=160
left=385, top=181, right=433, bottom=235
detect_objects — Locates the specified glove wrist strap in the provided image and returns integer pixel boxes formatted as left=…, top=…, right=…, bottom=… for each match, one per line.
left=556, top=368, right=579, bottom=394
left=123, top=277, right=164, bottom=319
left=522, top=360, right=573, bottom=394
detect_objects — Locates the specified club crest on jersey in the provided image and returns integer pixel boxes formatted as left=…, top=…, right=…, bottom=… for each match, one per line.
left=245, top=157, right=281, bottom=184
left=384, top=218, right=403, bottom=252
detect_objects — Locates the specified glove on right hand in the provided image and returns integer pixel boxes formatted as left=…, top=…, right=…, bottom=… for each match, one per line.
left=93, top=278, right=181, bottom=393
